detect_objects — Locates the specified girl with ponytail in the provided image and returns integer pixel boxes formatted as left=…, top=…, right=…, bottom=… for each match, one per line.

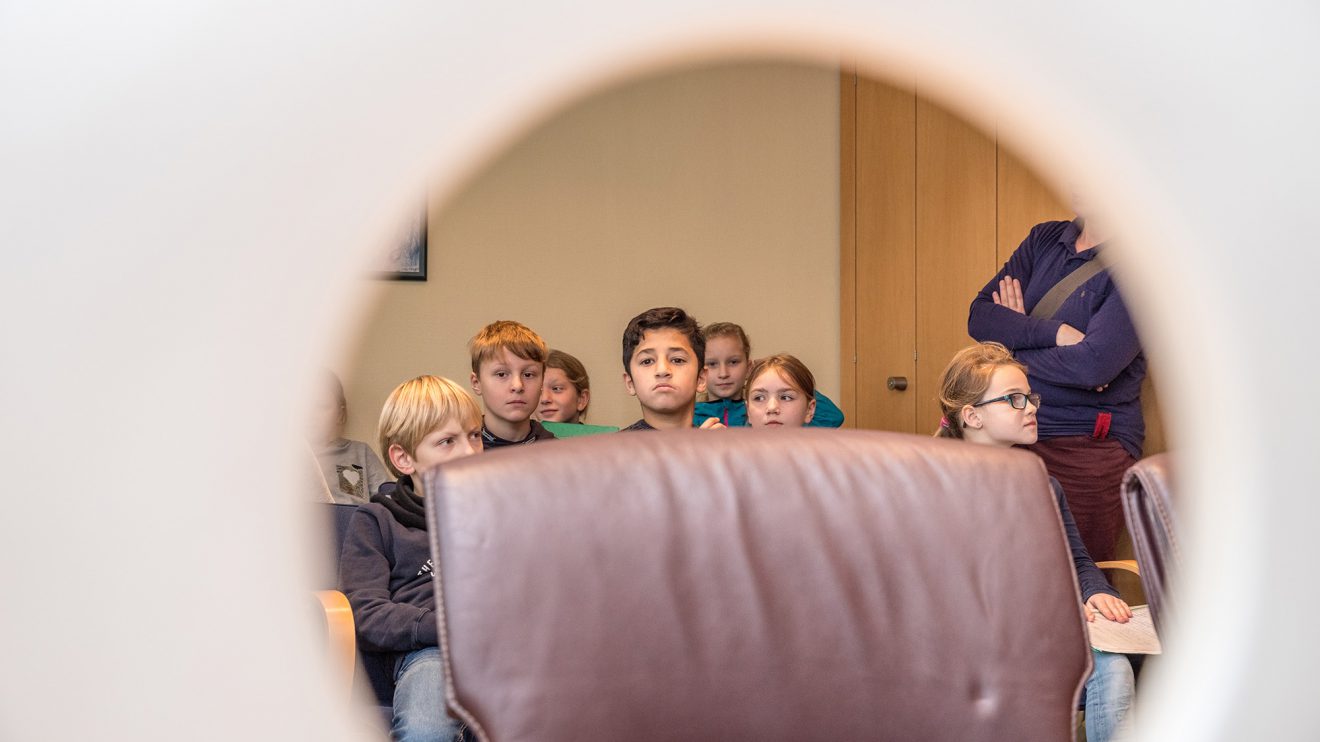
left=935, top=342, right=1137, bottom=742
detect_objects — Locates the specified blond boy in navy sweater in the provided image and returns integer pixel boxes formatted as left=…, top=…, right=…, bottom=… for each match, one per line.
left=339, top=375, right=483, bottom=742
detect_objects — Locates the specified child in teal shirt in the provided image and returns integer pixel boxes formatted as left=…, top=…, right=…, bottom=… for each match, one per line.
left=693, top=322, right=844, bottom=427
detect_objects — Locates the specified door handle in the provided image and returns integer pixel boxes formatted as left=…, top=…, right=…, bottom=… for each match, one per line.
left=887, top=376, right=908, bottom=391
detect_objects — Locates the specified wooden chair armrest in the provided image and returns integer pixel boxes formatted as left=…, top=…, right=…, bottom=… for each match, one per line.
left=315, top=589, right=357, bottom=698
left=1095, top=559, right=1140, bottom=575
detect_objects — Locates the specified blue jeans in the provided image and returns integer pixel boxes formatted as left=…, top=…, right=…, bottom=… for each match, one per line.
left=392, top=647, right=463, bottom=742
left=1085, top=650, right=1134, bottom=742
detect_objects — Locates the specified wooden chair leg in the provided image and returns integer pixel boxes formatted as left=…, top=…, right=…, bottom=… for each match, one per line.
left=315, top=589, right=357, bottom=699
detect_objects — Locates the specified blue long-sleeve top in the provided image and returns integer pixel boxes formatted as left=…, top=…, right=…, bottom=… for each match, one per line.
left=1051, top=476, right=1120, bottom=602
left=968, top=219, right=1146, bottom=458
left=693, top=390, right=845, bottom=428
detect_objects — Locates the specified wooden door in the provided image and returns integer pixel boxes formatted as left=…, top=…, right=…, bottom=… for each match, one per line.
left=842, top=73, right=1000, bottom=434
left=997, top=147, right=1070, bottom=264
left=842, top=72, right=916, bottom=431
left=913, top=95, right=997, bottom=432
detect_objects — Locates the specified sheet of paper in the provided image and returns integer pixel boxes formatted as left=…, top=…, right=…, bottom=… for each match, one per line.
left=1087, top=604, right=1162, bottom=654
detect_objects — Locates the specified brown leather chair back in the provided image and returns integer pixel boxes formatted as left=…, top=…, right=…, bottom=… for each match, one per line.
left=423, top=429, right=1090, bottom=741
left=1120, top=453, right=1177, bottom=631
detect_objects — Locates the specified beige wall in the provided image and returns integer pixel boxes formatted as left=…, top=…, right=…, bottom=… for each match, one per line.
left=339, top=61, right=841, bottom=446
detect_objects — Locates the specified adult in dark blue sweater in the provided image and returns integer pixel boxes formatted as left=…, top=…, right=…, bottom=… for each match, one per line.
left=340, top=374, right=484, bottom=742
left=968, top=203, right=1146, bottom=563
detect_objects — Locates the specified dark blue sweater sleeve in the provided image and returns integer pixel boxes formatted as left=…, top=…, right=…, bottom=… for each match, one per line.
left=1012, top=284, right=1142, bottom=390
left=808, top=391, right=845, bottom=428
left=1052, top=478, right=1119, bottom=602
left=338, top=509, right=437, bottom=652
left=968, top=227, right=1064, bottom=350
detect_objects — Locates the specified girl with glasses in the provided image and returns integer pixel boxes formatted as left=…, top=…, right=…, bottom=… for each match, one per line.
left=935, top=341, right=1136, bottom=742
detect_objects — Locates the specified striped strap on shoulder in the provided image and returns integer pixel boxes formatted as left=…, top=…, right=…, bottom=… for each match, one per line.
left=1029, top=248, right=1112, bottom=320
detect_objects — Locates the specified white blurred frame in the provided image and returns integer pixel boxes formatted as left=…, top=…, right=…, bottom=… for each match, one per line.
left=4, top=2, right=1319, bottom=741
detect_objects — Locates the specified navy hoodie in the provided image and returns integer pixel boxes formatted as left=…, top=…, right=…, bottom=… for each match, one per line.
left=338, top=477, right=438, bottom=653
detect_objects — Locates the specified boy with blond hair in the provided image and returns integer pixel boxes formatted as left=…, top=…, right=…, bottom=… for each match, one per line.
left=468, top=320, right=557, bottom=447
left=339, top=375, right=483, bottom=742
left=619, top=306, right=725, bottom=432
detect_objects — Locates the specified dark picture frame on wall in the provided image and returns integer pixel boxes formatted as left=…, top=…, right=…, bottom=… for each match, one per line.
left=374, top=207, right=428, bottom=281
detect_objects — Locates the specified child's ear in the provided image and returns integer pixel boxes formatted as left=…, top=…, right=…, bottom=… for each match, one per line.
left=576, top=388, right=590, bottom=413
left=622, top=371, right=637, bottom=397
left=388, top=443, right=417, bottom=476
left=960, top=405, right=982, bottom=430
left=697, top=366, right=708, bottom=390
left=804, top=396, right=817, bottom=424
left=469, top=371, right=482, bottom=396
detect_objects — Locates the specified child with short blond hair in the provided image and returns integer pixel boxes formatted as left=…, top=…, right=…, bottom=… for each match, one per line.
left=468, top=320, right=557, bottom=447
left=339, top=374, right=484, bottom=742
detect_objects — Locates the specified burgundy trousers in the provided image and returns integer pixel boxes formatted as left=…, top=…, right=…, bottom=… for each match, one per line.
left=1027, top=435, right=1137, bottom=563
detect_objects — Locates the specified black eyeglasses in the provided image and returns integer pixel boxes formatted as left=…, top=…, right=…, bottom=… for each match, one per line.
left=972, top=392, right=1041, bottom=410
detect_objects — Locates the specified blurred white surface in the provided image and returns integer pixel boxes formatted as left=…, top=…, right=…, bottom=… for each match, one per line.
left=2, top=1, right=1317, bottom=739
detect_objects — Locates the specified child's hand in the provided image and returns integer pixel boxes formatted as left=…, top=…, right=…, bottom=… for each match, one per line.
left=699, top=418, right=726, bottom=430
left=1085, top=594, right=1132, bottom=623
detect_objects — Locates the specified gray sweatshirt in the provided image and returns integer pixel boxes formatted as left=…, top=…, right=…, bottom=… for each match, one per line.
left=313, top=438, right=392, bottom=504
